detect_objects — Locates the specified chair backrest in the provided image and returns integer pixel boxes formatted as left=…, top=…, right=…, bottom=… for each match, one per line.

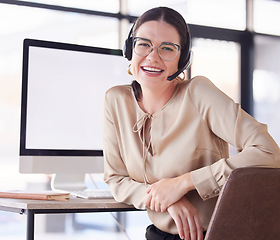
left=205, top=167, right=280, bottom=240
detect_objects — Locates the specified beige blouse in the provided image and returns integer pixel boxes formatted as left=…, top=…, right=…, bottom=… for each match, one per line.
left=103, top=76, right=280, bottom=234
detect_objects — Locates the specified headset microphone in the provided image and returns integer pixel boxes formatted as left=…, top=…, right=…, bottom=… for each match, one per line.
left=167, top=51, right=192, bottom=81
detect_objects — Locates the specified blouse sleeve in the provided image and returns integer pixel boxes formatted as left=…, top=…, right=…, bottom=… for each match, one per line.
left=189, top=76, right=280, bottom=200
left=102, top=90, right=147, bottom=210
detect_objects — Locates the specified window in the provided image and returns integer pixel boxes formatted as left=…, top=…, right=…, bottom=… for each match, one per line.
left=0, top=4, right=119, bottom=48
left=0, top=3, right=118, bottom=190
left=17, top=0, right=120, bottom=13
left=1, top=0, right=280, bottom=238
left=191, top=38, right=240, bottom=103
left=128, top=0, right=246, bottom=30
left=254, top=35, right=280, bottom=145
left=128, top=0, right=187, bottom=16
left=185, top=0, right=246, bottom=30
left=254, top=0, right=280, bottom=36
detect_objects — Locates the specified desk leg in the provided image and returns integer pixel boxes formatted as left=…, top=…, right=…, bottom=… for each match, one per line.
left=26, top=210, right=35, bottom=240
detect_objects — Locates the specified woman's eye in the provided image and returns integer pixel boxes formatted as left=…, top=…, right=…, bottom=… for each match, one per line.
left=138, top=42, right=150, bottom=47
left=162, top=46, right=174, bottom=51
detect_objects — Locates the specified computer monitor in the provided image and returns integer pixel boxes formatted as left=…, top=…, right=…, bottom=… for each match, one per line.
left=19, top=39, right=132, bottom=192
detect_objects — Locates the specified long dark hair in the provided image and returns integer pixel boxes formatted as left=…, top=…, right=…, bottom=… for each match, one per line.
left=130, top=7, right=190, bottom=101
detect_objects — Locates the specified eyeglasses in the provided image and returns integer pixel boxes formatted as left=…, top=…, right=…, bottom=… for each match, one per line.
left=133, top=37, right=181, bottom=61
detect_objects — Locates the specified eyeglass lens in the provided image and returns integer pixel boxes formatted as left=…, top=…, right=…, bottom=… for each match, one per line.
left=133, top=38, right=180, bottom=61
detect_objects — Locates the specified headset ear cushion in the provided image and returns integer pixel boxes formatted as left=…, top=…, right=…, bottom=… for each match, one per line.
left=123, top=37, right=133, bottom=60
left=178, top=49, right=189, bottom=70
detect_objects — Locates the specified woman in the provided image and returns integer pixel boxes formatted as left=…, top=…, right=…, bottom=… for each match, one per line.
left=103, top=7, right=280, bottom=240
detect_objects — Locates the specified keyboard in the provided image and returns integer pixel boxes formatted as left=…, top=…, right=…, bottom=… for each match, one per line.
left=71, top=189, right=114, bottom=199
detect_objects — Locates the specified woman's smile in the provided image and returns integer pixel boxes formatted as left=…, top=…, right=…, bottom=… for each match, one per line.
left=141, top=66, right=164, bottom=77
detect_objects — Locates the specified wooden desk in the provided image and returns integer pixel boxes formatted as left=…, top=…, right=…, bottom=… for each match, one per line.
left=0, top=197, right=136, bottom=240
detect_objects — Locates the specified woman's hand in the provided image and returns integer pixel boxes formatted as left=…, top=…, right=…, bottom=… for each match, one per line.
left=145, top=173, right=195, bottom=212
left=167, top=197, right=204, bottom=240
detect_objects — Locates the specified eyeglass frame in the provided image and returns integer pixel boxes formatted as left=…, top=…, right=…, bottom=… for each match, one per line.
left=132, top=37, right=181, bottom=61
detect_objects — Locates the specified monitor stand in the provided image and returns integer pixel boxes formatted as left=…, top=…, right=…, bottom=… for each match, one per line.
left=51, top=173, right=86, bottom=192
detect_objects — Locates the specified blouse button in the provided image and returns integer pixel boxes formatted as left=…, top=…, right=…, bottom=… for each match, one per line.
left=204, top=194, right=210, bottom=199
left=214, top=189, right=220, bottom=194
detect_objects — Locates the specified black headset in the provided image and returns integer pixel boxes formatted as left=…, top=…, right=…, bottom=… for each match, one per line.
left=123, top=23, right=192, bottom=81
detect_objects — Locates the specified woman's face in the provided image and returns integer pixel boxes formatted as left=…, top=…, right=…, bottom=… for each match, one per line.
left=130, top=20, right=181, bottom=91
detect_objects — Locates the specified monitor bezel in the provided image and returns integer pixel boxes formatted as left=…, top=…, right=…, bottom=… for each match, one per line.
left=20, top=38, right=123, bottom=157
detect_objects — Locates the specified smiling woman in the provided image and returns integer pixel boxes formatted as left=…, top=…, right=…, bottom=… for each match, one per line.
left=103, top=6, right=280, bottom=240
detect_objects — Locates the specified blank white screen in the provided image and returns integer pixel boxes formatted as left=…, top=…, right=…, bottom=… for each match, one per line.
left=26, top=46, right=131, bottom=150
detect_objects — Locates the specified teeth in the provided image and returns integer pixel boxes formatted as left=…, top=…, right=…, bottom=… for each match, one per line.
left=143, top=67, right=162, bottom=72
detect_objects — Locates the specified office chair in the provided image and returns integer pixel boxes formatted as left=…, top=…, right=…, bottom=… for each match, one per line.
left=205, top=167, right=280, bottom=240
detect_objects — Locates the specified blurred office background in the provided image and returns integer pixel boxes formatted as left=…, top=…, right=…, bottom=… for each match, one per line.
left=0, top=0, right=280, bottom=239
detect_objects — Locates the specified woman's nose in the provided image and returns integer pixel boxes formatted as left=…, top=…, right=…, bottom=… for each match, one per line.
left=146, top=47, right=161, bottom=61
